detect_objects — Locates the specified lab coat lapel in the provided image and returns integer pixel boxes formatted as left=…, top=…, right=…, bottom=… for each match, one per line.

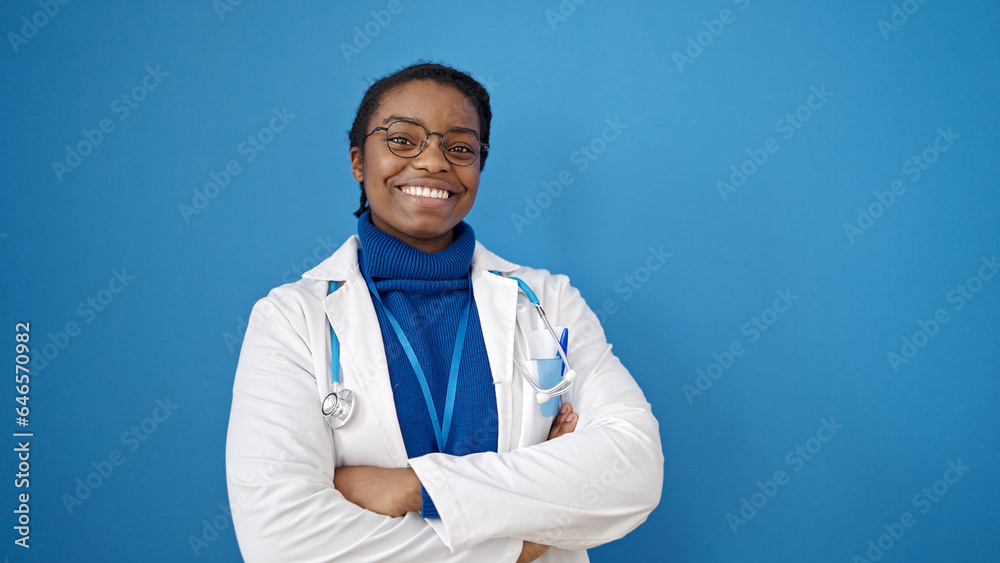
left=319, top=242, right=410, bottom=468
left=471, top=255, right=519, bottom=454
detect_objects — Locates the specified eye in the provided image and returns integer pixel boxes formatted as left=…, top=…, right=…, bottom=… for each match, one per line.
left=387, top=135, right=415, bottom=146
left=443, top=130, right=479, bottom=157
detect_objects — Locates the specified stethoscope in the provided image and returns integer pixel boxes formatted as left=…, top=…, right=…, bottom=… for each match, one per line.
left=321, top=271, right=578, bottom=430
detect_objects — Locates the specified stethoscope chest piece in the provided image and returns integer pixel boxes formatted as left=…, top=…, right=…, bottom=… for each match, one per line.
left=322, top=386, right=355, bottom=429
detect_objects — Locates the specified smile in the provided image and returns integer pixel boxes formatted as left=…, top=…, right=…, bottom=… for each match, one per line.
left=398, top=185, right=452, bottom=199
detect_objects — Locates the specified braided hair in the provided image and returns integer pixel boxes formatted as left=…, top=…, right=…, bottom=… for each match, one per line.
left=347, top=62, right=492, bottom=218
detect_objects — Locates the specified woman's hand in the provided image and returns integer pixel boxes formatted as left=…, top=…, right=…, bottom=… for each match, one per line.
left=333, top=466, right=421, bottom=518
left=517, top=540, right=550, bottom=563
left=548, top=402, right=578, bottom=440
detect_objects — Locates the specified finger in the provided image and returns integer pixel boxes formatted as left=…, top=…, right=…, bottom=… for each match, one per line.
left=548, top=405, right=577, bottom=440
left=563, top=412, right=578, bottom=434
left=558, top=403, right=573, bottom=428
left=551, top=413, right=577, bottom=438
left=547, top=420, right=561, bottom=440
left=547, top=403, right=569, bottom=440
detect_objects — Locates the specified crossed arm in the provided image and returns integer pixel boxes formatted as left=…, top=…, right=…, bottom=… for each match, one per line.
left=334, top=403, right=580, bottom=563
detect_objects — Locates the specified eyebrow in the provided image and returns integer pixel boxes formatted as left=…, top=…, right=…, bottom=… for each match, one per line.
left=380, top=115, right=479, bottom=134
left=381, top=115, right=420, bottom=126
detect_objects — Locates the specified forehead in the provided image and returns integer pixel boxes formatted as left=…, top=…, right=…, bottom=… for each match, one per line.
left=373, top=80, right=480, bottom=132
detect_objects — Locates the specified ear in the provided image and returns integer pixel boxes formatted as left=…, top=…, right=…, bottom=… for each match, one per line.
left=349, top=147, right=364, bottom=183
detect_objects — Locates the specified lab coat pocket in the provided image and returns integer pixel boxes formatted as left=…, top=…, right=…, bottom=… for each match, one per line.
left=516, top=326, right=570, bottom=447
left=516, top=359, right=557, bottom=447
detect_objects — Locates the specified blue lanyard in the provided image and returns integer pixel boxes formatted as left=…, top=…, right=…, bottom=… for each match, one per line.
left=362, top=268, right=472, bottom=453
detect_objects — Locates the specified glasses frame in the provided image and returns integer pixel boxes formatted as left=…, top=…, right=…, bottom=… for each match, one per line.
left=365, top=119, right=488, bottom=167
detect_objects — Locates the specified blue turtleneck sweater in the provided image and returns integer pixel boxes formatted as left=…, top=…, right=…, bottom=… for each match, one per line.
left=357, top=211, right=498, bottom=518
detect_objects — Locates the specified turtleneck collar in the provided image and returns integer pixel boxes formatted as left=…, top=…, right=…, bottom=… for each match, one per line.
left=357, top=210, right=475, bottom=281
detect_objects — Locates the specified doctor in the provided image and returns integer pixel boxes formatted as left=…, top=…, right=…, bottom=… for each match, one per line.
left=226, top=63, right=663, bottom=562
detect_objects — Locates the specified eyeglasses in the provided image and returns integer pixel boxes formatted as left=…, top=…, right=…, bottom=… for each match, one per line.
left=365, top=120, right=487, bottom=167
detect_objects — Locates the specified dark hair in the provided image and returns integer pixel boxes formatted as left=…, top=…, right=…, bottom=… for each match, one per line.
left=347, top=62, right=492, bottom=218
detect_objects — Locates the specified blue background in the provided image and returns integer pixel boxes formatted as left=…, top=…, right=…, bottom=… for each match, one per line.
left=2, top=1, right=998, bottom=561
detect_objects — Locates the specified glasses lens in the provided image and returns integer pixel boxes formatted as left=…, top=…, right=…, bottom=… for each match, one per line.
left=442, top=130, right=480, bottom=166
left=385, top=121, right=426, bottom=158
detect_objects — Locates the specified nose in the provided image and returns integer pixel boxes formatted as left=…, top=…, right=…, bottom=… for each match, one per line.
left=412, top=132, right=450, bottom=172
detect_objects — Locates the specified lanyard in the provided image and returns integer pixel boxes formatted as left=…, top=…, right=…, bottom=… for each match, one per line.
left=362, top=268, right=472, bottom=453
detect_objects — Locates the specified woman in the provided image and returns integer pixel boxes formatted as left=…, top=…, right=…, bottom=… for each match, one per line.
left=226, top=63, right=663, bottom=562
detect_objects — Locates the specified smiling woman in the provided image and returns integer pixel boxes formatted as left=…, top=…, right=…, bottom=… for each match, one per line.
left=225, top=62, right=663, bottom=562
left=352, top=79, right=483, bottom=252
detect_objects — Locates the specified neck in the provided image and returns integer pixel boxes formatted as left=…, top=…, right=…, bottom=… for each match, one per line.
left=370, top=215, right=454, bottom=253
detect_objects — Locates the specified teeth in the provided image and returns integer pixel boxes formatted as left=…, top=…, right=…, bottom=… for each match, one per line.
left=400, top=185, right=450, bottom=199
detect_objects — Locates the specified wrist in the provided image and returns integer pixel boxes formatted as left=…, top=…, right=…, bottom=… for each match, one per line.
left=404, top=467, right=422, bottom=513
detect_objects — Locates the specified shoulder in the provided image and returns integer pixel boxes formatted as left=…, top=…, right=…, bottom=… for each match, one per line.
left=256, top=278, right=328, bottom=316
left=473, top=240, right=568, bottom=282
left=473, top=241, right=579, bottom=308
left=235, top=279, right=328, bottom=349
left=250, top=235, right=358, bottom=321
left=473, top=241, right=612, bottom=343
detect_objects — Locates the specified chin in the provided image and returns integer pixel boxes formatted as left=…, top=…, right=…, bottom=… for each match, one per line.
left=403, top=223, right=455, bottom=240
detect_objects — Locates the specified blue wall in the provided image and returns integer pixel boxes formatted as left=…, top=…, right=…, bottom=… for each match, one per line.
left=2, top=1, right=998, bottom=561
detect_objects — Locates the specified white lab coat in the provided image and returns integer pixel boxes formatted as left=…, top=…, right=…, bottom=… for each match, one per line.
left=226, top=235, right=663, bottom=562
